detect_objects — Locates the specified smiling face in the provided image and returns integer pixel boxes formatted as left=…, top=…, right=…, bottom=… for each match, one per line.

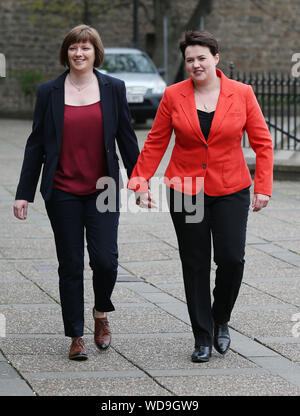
left=67, top=41, right=95, bottom=72
left=185, top=44, right=219, bottom=85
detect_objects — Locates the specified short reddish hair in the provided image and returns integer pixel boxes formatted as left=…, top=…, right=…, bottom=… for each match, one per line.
left=59, top=24, right=104, bottom=67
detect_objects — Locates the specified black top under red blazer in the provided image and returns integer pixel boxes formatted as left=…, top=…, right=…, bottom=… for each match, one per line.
left=15, top=69, right=140, bottom=207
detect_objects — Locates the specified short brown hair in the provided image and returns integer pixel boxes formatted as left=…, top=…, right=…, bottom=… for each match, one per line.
left=179, top=30, right=219, bottom=59
left=59, top=24, right=104, bottom=67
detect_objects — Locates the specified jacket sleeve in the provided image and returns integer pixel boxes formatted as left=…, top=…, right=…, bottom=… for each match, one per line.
left=245, top=85, right=274, bottom=196
left=115, top=81, right=140, bottom=179
left=127, top=87, right=173, bottom=192
left=15, top=86, right=45, bottom=202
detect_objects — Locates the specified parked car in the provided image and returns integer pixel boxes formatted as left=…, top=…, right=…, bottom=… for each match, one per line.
left=97, top=48, right=166, bottom=124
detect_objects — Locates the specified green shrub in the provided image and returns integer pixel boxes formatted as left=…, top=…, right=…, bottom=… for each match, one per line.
left=15, top=70, right=45, bottom=97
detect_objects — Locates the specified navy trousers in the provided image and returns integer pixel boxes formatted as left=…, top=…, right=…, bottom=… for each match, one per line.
left=168, top=187, right=250, bottom=347
left=45, top=188, right=119, bottom=337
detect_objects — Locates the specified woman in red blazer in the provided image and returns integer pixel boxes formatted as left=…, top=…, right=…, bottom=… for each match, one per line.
left=128, top=30, right=273, bottom=362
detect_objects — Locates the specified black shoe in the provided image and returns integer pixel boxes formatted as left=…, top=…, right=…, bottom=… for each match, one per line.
left=214, top=322, right=231, bottom=355
left=191, top=346, right=212, bottom=362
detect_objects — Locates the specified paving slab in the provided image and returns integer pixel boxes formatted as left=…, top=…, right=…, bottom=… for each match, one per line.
left=250, top=356, right=300, bottom=388
left=264, top=343, right=300, bottom=362
left=275, top=240, right=300, bottom=254
left=0, top=361, right=21, bottom=379
left=1, top=119, right=300, bottom=396
left=0, top=260, right=16, bottom=273
left=234, top=289, right=288, bottom=308
left=247, top=279, right=300, bottom=306
left=155, top=283, right=186, bottom=302
left=0, top=270, right=28, bottom=283
left=112, top=336, right=257, bottom=370
left=265, top=210, right=300, bottom=226
left=230, top=307, right=299, bottom=338
left=3, top=344, right=138, bottom=374
left=0, top=281, right=55, bottom=305
left=121, top=260, right=184, bottom=284
left=0, top=245, right=56, bottom=260
left=0, top=305, right=66, bottom=334
left=84, top=304, right=191, bottom=335
left=247, top=213, right=300, bottom=240
left=229, top=329, right=279, bottom=357
left=118, top=241, right=178, bottom=262
left=243, top=265, right=299, bottom=279
left=24, top=375, right=171, bottom=396
left=154, top=373, right=300, bottom=396
left=0, top=223, right=51, bottom=239
left=244, top=252, right=298, bottom=270
left=0, top=379, right=35, bottom=396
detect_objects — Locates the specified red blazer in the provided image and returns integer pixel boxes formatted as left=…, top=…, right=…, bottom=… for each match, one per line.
left=128, top=69, right=273, bottom=196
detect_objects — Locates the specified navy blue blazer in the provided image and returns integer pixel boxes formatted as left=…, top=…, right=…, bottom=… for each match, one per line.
left=15, top=69, right=140, bottom=205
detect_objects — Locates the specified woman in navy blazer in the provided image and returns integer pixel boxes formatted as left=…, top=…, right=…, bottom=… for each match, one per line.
left=13, top=25, right=140, bottom=360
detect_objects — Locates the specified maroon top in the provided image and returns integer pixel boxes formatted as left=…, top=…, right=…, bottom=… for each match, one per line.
left=53, top=101, right=108, bottom=195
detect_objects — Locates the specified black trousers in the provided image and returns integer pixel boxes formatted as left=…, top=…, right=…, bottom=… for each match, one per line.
left=167, top=187, right=250, bottom=347
left=45, top=188, right=119, bottom=337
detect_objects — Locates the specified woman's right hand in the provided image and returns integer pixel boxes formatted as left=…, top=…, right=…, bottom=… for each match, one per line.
left=13, top=200, right=28, bottom=220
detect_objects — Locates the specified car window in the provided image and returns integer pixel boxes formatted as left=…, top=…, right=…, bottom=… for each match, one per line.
left=101, top=53, right=156, bottom=74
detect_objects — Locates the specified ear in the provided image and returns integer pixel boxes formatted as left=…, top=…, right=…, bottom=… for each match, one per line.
left=214, top=53, right=220, bottom=66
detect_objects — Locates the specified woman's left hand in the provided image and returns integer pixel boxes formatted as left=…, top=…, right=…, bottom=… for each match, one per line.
left=252, top=193, right=270, bottom=212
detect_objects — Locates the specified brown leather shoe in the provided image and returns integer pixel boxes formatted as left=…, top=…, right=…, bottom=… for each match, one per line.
left=69, top=337, right=88, bottom=360
left=93, top=308, right=111, bottom=350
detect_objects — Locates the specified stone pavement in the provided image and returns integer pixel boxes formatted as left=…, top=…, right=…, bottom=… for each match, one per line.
left=0, top=118, right=299, bottom=396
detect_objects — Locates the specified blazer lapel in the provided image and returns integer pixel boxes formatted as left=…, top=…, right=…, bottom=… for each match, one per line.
left=180, top=79, right=207, bottom=145
left=180, top=71, right=235, bottom=144
left=94, top=70, right=112, bottom=150
left=208, top=70, right=234, bottom=140
left=51, top=70, right=68, bottom=151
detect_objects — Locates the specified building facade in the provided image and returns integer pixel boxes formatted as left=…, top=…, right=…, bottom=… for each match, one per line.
left=0, top=0, right=299, bottom=116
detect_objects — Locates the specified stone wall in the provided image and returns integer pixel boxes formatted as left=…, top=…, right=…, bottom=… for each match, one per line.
left=206, top=0, right=300, bottom=74
left=0, top=0, right=299, bottom=116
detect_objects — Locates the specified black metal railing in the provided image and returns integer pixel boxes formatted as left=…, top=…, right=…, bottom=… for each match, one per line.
left=229, top=63, right=300, bottom=150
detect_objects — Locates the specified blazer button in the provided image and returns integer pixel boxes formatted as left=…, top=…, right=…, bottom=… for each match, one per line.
left=202, top=164, right=207, bottom=169
left=204, top=144, right=208, bottom=149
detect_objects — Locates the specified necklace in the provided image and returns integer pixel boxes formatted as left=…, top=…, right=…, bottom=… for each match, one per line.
left=194, top=88, right=209, bottom=111
left=68, top=74, right=95, bottom=92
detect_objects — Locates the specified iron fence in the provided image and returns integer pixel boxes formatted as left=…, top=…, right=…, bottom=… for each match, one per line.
left=229, top=63, right=300, bottom=150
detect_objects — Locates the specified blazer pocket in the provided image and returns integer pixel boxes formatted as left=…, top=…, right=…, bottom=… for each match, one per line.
left=228, top=112, right=242, bottom=117
left=222, top=159, right=242, bottom=188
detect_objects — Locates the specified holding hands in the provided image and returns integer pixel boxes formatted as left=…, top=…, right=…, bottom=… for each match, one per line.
left=136, top=191, right=157, bottom=209
left=135, top=192, right=270, bottom=211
